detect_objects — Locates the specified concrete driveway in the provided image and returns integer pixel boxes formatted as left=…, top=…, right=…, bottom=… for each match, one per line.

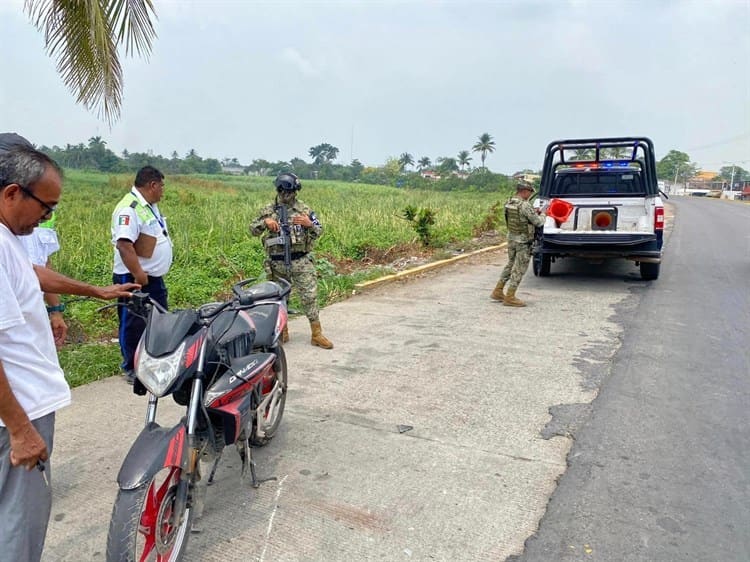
left=43, top=248, right=634, bottom=561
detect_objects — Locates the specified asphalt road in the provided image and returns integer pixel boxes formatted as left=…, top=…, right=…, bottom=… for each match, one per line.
left=41, top=198, right=748, bottom=561
left=515, top=196, right=750, bottom=562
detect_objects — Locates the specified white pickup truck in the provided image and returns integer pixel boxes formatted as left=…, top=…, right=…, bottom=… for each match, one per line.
left=532, top=137, right=665, bottom=280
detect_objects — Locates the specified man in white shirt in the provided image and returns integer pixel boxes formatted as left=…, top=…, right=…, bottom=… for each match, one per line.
left=0, top=134, right=66, bottom=347
left=18, top=212, right=67, bottom=348
left=0, top=145, right=137, bottom=561
left=111, top=165, right=173, bottom=384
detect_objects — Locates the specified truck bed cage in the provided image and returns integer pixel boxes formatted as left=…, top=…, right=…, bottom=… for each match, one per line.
left=539, top=137, right=659, bottom=197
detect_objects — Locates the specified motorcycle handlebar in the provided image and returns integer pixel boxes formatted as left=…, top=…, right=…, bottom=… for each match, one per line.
left=107, top=278, right=290, bottom=321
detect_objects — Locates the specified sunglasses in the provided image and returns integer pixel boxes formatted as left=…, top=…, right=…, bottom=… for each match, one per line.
left=20, top=185, right=57, bottom=219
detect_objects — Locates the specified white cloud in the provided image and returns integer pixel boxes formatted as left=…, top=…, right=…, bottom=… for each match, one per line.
left=279, top=47, right=319, bottom=77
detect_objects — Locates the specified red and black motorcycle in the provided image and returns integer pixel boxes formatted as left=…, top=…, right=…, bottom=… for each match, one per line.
left=106, top=278, right=290, bottom=561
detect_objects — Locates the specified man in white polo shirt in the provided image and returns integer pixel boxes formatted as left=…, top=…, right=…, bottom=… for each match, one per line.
left=0, top=144, right=137, bottom=561
left=111, top=165, right=173, bottom=384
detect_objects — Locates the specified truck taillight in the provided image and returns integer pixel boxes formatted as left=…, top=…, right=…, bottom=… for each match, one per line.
left=655, top=206, right=664, bottom=230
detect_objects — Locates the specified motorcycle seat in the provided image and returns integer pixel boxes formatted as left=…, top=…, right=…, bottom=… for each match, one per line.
left=239, top=281, right=284, bottom=304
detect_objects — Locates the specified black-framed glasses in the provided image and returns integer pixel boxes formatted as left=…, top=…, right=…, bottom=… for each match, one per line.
left=20, top=185, right=56, bottom=219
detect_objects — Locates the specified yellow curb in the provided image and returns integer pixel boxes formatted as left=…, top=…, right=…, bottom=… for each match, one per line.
left=354, top=243, right=507, bottom=292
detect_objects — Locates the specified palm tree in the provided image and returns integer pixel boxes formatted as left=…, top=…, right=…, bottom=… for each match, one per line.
left=308, top=143, right=339, bottom=165
left=472, top=133, right=495, bottom=170
left=24, top=1, right=158, bottom=125
left=436, top=157, right=458, bottom=175
left=605, top=146, right=630, bottom=159
left=398, top=152, right=414, bottom=171
left=572, top=148, right=595, bottom=161
left=457, top=150, right=472, bottom=171
left=417, top=157, right=431, bottom=171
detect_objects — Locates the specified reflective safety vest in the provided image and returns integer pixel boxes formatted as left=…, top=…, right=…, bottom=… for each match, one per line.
left=114, top=192, right=153, bottom=225
left=39, top=211, right=57, bottom=230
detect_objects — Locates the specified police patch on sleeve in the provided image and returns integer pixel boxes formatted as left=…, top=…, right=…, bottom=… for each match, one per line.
left=309, top=211, right=321, bottom=227
left=118, top=215, right=130, bottom=226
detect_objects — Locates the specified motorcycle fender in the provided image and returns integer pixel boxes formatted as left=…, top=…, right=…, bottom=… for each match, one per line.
left=117, top=421, right=187, bottom=490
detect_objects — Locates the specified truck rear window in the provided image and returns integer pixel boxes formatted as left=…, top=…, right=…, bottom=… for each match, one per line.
left=551, top=172, right=645, bottom=197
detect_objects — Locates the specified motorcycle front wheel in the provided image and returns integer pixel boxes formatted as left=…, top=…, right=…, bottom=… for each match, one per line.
left=106, top=466, right=193, bottom=562
left=251, top=344, right=288, bottom=446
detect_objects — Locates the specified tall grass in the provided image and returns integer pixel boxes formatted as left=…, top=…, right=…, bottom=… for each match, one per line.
left=53, top=170, right=511, bottom=384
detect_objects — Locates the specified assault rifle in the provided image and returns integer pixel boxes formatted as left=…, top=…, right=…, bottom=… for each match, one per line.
left=275, top=203, right=293, bottom=274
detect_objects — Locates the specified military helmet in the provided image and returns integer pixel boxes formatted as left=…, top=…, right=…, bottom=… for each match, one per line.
left=515, top=180, right=535, bottom=193
left=274, top=172, right=301, bottom=193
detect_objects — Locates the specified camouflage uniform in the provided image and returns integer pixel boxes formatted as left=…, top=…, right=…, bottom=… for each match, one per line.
left=249, top=199, right=323, bottom=322
left=499, top=195, right=545, bottom=290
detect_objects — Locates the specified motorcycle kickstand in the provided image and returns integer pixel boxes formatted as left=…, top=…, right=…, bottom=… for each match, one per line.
left=207, top=451, right=223, bottom=485
left=239, top=439, right=259, bottom=488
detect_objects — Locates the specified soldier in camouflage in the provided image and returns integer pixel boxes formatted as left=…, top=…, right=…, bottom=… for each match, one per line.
left=249, top=172, right=333, bottom=349
left=491, top=181, right=546, bottom=307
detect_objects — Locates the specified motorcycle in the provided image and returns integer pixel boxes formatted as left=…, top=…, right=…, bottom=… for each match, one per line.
left=106, top=277, right=291, bottom=561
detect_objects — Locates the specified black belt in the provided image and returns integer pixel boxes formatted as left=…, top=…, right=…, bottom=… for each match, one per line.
left=270, top=252, right=308, bottom=261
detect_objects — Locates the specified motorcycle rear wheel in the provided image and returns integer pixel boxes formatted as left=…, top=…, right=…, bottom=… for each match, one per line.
left=106, top=467, right=193, bottom=562
left=251, top=345, right=288, bottom=446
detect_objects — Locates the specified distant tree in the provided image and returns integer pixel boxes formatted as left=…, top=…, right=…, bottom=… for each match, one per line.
left=383, top=157, right=402, bottom=183
left=457, top=150, right=472, bottom=171
left=349, top=159, right=364, bottom=179
left=308, top=143, right=339, bottom=165
left=417, top=157, right=431, bottom=171
left=24, top=0, right=158, bottom=125
left=602, top=146, right=630, bottom=159
left=472, top=133, right=495, bottom=170
left=656, top=150, right=698, bottom=183
left=572, top=148, right=595, bottom=160
left=719, top=165, right=749, bottom=186
left=247, top=159, right=274, bottom=175
left=398, top=152, right=414, bottom=171
left=436, top=156, right=459, bottom=176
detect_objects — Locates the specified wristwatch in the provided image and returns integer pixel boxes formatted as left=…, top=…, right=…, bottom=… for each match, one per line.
left=46, top=304, right=66, bottom=314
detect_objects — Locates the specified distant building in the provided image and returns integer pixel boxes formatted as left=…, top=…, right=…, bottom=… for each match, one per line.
left=420, top=170, right=441, bottom=180
left=221, top=165, right=245, bottom=175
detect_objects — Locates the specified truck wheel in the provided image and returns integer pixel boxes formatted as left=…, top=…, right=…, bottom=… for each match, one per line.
left=533, top=254, right=551, bottom=277
left=640, top=262, right=660, bottom=280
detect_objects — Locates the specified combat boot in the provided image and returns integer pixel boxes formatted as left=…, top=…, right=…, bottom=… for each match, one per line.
left=490, top=281, right=505, bottom=302
left=282, top=325, right=289, bottom=343
left=310, top=320, right=334, bottom=349
left=503, top=287, right=527, bottom=307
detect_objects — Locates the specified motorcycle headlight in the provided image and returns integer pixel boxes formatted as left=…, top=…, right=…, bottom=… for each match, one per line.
left=136, top=341, right=186, bottom=397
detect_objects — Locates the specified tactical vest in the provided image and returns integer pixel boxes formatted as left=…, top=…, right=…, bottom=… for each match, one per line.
left=505, top=198, right=525, bottom=236
left=265, top=205, right=314, bottom=255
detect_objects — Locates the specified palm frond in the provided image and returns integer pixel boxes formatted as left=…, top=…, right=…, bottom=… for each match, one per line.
left=108, top=0, right=157, bottom=58
left=24, top=0, right=157, bottom=125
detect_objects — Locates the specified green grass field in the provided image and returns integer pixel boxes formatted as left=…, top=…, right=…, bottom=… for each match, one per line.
left=52, top=170, right=511, bottom=385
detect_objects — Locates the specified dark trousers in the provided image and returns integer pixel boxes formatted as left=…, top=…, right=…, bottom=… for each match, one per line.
left=113, top=273, right=168, bottom=372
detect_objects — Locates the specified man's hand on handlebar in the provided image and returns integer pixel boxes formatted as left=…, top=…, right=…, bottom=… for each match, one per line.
left=96, top=282, right=141, bottom=300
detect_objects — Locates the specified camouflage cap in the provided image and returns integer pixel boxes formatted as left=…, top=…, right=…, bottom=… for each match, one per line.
left=0, top=132, right=33, bottom=154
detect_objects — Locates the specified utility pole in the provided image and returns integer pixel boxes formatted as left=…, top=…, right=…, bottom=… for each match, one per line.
left=673, top=163, right=682, bottom=194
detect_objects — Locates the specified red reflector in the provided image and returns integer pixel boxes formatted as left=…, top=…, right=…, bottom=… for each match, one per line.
left=594, top=212, right=612, bottom=228
left=655, top=207, right=664, bottom=230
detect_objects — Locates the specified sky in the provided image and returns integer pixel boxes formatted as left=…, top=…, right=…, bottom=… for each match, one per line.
left=1, top=0, right=748, bottom=174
